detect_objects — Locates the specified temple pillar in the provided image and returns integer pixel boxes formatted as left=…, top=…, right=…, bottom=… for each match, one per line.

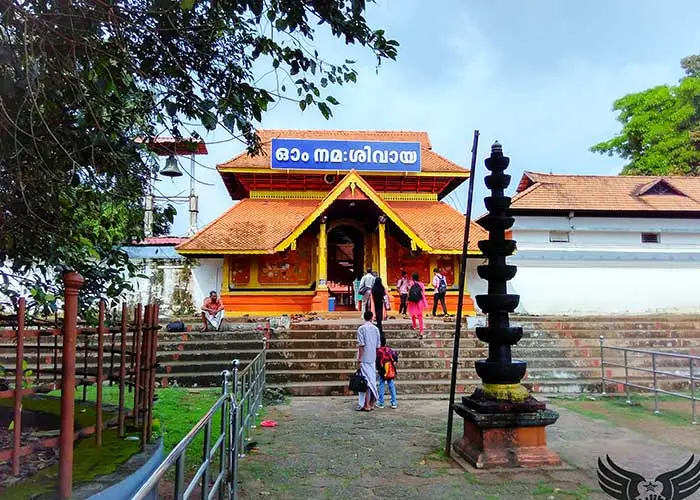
left=371, top=232, right=379, bottom=272
left=378, top=215, right=388, bottom=285
left=318, top=217, right=328, bottom=290
left=250, top=257, right=260, bottom=287
left=312, top=216, right=329, bottom=311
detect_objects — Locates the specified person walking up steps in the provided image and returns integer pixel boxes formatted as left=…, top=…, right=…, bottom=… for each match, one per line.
left=407, top=272, right=428, bottom=339
left=396, top=271, right=410, bottom=316
left=357, top=268, right=376, bottom=318
left=432, top=267, right=448, bottom=316
left=376, top=337, right=398, bottom=409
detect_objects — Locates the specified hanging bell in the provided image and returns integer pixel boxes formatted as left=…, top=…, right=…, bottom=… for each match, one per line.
left=160, top=155, right=183, bottom=178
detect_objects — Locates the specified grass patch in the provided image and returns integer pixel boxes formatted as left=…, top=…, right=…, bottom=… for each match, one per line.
left=425, top=447, right=451, bottom=462
left=2, top=427, right=141, bottom=500
left=552, top=394, right=696, bottom=427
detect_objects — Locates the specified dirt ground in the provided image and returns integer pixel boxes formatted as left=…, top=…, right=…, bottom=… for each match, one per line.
left=236, top=396, right=700, bottom=500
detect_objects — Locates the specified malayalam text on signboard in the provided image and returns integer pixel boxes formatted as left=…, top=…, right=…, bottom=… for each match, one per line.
left=270, top=139, right=421, bottom=172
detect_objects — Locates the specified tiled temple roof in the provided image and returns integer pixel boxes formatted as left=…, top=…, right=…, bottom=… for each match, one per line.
left=512, top=172, right=700, bottom=213
left=217, top=129, right=467, bottom=174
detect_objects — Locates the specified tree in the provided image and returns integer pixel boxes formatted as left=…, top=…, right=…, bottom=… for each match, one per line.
left=591, top=55, right=700, bottom=176
left=0, top=1, right=398, bottom=315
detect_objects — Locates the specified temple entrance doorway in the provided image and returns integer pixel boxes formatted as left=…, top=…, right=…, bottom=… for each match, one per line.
left=327, top=224, right=364, bottom=311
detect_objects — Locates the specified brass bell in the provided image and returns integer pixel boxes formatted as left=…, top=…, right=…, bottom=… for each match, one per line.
left=160, top=155, right=183, bottom=177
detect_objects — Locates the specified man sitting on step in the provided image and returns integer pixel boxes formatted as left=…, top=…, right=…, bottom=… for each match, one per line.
left=201, top=291, right=225, bottom=332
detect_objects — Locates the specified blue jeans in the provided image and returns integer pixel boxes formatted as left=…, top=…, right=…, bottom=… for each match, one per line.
left=378, top=377, right=397, bottom=406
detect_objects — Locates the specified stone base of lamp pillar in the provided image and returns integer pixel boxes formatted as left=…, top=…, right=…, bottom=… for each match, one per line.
left=452, top=389, right=560, bottom=469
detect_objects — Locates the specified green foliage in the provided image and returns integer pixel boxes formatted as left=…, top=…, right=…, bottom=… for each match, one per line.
left=592, top=55, right=700, bottom=176
left=0, top=1, right=398, bottom=316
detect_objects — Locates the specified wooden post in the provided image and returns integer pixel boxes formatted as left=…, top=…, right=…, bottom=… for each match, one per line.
left=118, top=303, right=128, bottom=437
left=96, top=301, right=105, bottom=447
left=12, top=297, right=26, bottom=476
left=140, top=304, right=152, bottom=447
left=59, top=271, right=84, bottom=500
left=133, top=304, right=143, bottom=428
left=146, top=304, right=158, bottom=443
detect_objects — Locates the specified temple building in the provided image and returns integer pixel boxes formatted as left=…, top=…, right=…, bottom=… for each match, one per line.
left=176, top=130, right=485, bottom=316
left=503, top=172, right=700, bottom=314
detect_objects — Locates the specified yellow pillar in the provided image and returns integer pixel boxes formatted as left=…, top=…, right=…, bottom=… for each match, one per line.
left=371, top=232, right=379, bottom=273
left=318, top=217, right=328, bottom=289
left=378, top=215, right=387, bottom=285
left=249, top=256, right=260, bottom=287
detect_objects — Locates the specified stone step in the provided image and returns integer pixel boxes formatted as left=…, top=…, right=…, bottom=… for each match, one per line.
left=260, top=337, right=700, bottom=350
left=265, top=377, right=688, bottom=396
left=263, top=357, right=617, bottom=371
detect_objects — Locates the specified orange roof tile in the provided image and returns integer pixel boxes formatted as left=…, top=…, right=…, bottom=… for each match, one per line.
left=388, top=201, right=485, bottom=251
left=511, top=172, right=700, bottom=213
left=176, top=196, right=485, bottom=254
left=217, top=129, right=467, bottom=174
left=176, top=199, right=319, bottom=253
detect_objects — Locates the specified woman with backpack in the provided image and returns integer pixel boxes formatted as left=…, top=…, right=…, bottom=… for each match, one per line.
left=370, top=277, right=389, bottom=335
left=407, top=272, right=428, bottom=339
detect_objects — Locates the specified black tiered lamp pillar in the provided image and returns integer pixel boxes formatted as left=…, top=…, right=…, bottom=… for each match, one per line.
left=452, top=142, right=560, bottom=469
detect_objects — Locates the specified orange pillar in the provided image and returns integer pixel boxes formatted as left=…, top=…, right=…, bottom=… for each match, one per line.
left=59, top=271, right=84, bottom=500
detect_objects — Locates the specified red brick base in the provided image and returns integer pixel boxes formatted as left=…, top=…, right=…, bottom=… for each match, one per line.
left=453, top=419, right=561, bottom=469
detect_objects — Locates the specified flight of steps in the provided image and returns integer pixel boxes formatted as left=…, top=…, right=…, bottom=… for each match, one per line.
left=10, top=315, right=694, bottom=395
left=260, top=315, right=700, bottom=396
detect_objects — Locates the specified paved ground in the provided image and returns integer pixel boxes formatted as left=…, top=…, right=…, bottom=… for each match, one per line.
left=237, top=397, right=700, bottom=500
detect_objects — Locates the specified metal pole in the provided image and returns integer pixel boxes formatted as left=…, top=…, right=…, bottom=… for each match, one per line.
left=219, top=370, right=229, bottom=500
left=690, top=358, right=696, bottom=425
left=599, top=336, right=606, bottom=395
left=59, top=271, right=85, bottom=500
left=175, top=454, right=185, bottom=500
left=652, top=353, right=659, bottom=414
left=445, top=130, right=480, bottom=456
left=189, top=153, right=198, bottom=235
left=624, top=350, right=631, bottom=405
left=201, top=421, right=212, bottom=500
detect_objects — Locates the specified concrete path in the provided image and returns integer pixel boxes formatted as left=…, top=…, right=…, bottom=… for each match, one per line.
left=237, top=397, right=699, bottom=500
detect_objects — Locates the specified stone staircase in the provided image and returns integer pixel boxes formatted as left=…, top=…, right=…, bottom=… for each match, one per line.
left=153, top=315, right=700, bottom=396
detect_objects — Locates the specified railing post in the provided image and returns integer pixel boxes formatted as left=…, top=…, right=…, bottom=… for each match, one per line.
left=118, top=303, right=128, bottom=437
left=59, top=271, right=84, bottom=500
left=201, top=421, right=211, bottom=500
left=220, top=370, right=229, bottom=500
left=599, top=335, right=606, bottom=395
left=624, top=350, right=631, bottom=405
left=12, top=297, right=25, bottom=476
left=652, top=352, right=660, bottom=414
left=96, top=300, right=105, bottom=447
left=690, top=358, right=697, bottom=425
left=175, top=454, right=186, bottom=500
left=230, top=398, right=238, bottom=500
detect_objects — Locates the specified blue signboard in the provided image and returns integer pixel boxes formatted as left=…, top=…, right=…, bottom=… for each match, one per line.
left=270, top=138, right=421, bottom=172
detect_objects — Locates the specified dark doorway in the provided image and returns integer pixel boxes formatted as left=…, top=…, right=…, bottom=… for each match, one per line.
left=327, top=225, right=364, bottom=310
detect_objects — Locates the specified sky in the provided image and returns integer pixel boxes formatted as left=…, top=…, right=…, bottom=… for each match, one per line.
left=156, top=0, right=700, bottom=236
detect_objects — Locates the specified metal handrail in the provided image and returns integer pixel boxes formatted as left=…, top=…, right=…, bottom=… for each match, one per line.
left=599, top=335, right=698, bottom=425
left=131, top=339, right=268, bottom=500
left=132, top=371, right=230, bottom=500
